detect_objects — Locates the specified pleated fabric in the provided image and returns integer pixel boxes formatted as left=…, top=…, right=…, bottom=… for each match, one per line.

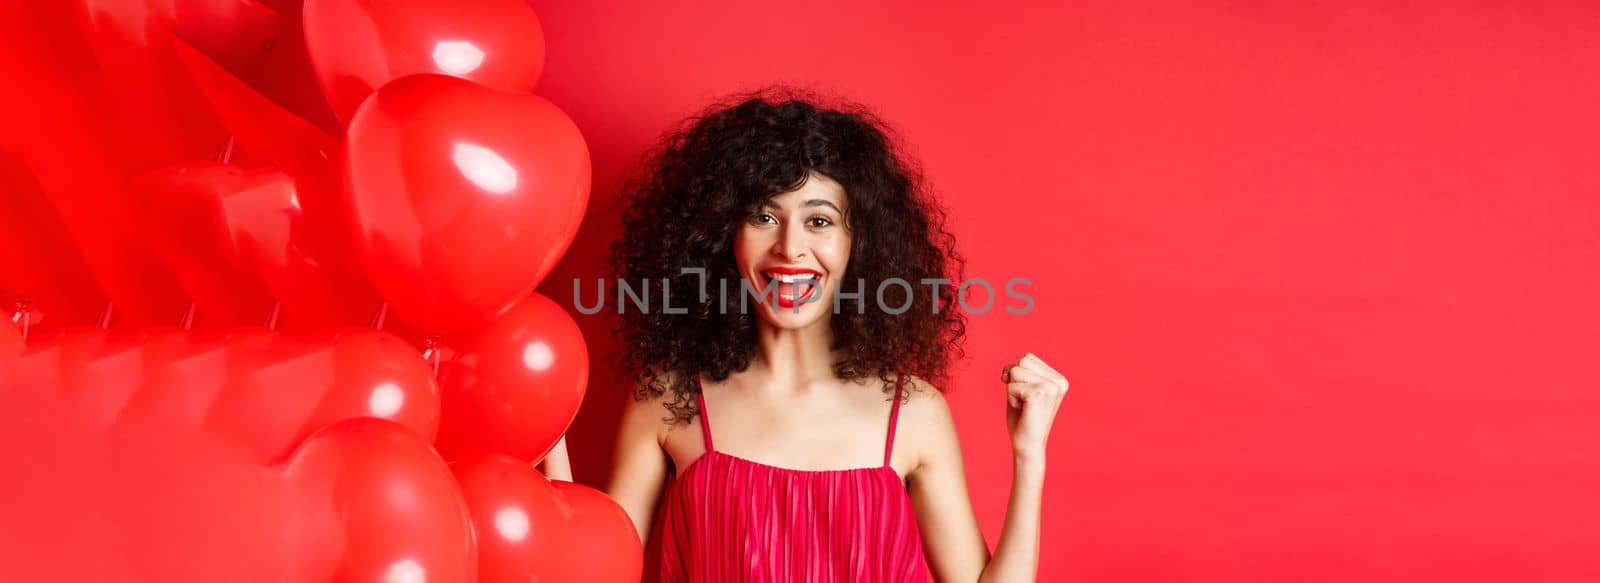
left=656, top=374, right=930, bottom=582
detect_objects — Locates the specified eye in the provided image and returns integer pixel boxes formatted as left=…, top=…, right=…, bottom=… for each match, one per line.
left=807, top=216, right=834, bottom=228
left=749, top=212, right=777, bottom=225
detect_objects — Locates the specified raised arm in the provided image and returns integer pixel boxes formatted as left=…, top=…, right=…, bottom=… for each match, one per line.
left=905, top=383, right=994, bottom=581
left=604, top=385, right=671, bottom=544
left=906, top=353, right=1069, bottom=582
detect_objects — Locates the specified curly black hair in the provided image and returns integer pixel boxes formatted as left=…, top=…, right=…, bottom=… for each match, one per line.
left=609, top=85, right=966, bottom=425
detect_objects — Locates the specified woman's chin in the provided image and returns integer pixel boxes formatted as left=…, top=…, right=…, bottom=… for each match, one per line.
left=753, top=296, right=831, bottom=329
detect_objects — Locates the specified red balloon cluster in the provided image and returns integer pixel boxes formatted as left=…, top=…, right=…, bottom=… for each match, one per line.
left=454, top=455, right=643, bottom=582
left=1, top=327, right=462, bottom=581
left=1, top=1, right=634, bottom=581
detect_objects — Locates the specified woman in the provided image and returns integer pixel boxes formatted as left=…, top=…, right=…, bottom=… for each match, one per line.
left=602, top=87, right=1070, bottom=582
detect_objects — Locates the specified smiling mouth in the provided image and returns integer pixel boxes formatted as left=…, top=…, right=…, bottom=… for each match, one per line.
left=759, top=270, right=822, bottom=307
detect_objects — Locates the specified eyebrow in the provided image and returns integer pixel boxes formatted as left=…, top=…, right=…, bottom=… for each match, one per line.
left=761, top=198, right=844, bottom=213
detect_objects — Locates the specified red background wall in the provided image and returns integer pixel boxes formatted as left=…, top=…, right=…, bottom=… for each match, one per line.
left=528, top=1, right=1600, bottom=580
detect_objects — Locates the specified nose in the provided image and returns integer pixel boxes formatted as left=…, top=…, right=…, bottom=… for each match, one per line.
left=773, top=220, right=807, bottom=260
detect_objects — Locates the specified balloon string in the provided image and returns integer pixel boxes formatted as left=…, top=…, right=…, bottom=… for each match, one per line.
left=264, top=301, right=281, bottom=330
left=12, top=299, right=29, bottom=343
left=218, top=135, right=237, bottom=164
left=369, top=303, right=389, bottom=330
left=421, top=334, right=442, bottom=376
left=96, top=301, right=114, bottom=329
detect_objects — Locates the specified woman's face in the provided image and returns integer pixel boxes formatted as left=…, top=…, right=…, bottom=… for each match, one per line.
left=734, top=171, right=852, bottom=331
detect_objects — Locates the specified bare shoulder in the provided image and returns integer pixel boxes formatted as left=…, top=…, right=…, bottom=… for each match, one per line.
left=892, top=373, right=955, bottom=424
left=887, top=374, right=961, bottom=470
left=620, top=369, right=686, bottom=445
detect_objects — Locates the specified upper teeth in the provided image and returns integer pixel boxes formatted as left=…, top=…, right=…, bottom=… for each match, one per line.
left=766, top=272, right=818, bottom=283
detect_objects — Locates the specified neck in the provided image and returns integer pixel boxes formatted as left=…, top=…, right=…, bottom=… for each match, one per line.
left=751, top=317, right=837, bottom=391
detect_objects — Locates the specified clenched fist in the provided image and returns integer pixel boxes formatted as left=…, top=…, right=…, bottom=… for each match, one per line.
left=1002, top=353, right=1069, bottom=458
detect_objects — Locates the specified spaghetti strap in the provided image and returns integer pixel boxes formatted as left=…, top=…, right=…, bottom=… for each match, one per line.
left=884, top=375, right=905, bottom=467
left=693, top=374, right=714, bottom=452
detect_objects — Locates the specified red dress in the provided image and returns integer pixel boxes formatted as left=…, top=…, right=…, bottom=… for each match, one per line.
left=656, top=374, right=931, bottom=582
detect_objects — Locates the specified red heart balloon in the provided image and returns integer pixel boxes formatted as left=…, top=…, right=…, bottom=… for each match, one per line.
left=136, top=162, right=280, bottom=327
left=75, top=0, right=239, bottom=173
left=63, top=330, right=170, bottom=428
left=169, top=35, right=340, bottom=180
left=157, top=0, right=281, bottom=67
left=0, top=86, right=191, bottom=328
left=452, top=454, right=641, bottom=583
left=303, top=0, right=546, bottom=124
left=205, top=327, right=440, bottom=462
left=435, top=293, right=587, bottom=462
left=218, top=168, right=371, bottom=331
left=124, top=327, right=231, bottom=428
left=82, top=0, right=280, bottom=69
left=234, top=0, right=343, bottom=132
left=0, top=359, right=124, bottom=582
left=170, top=36, right=383, bottom=331
left=138, top=159, right=375, bottom=331
left=0, top=152, right=107, bottom=331
left=106, top=392, right=287, bottom=581
left=344, top=74, right=589, bottom=334
left=282, top=418, right=477, bottom=583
